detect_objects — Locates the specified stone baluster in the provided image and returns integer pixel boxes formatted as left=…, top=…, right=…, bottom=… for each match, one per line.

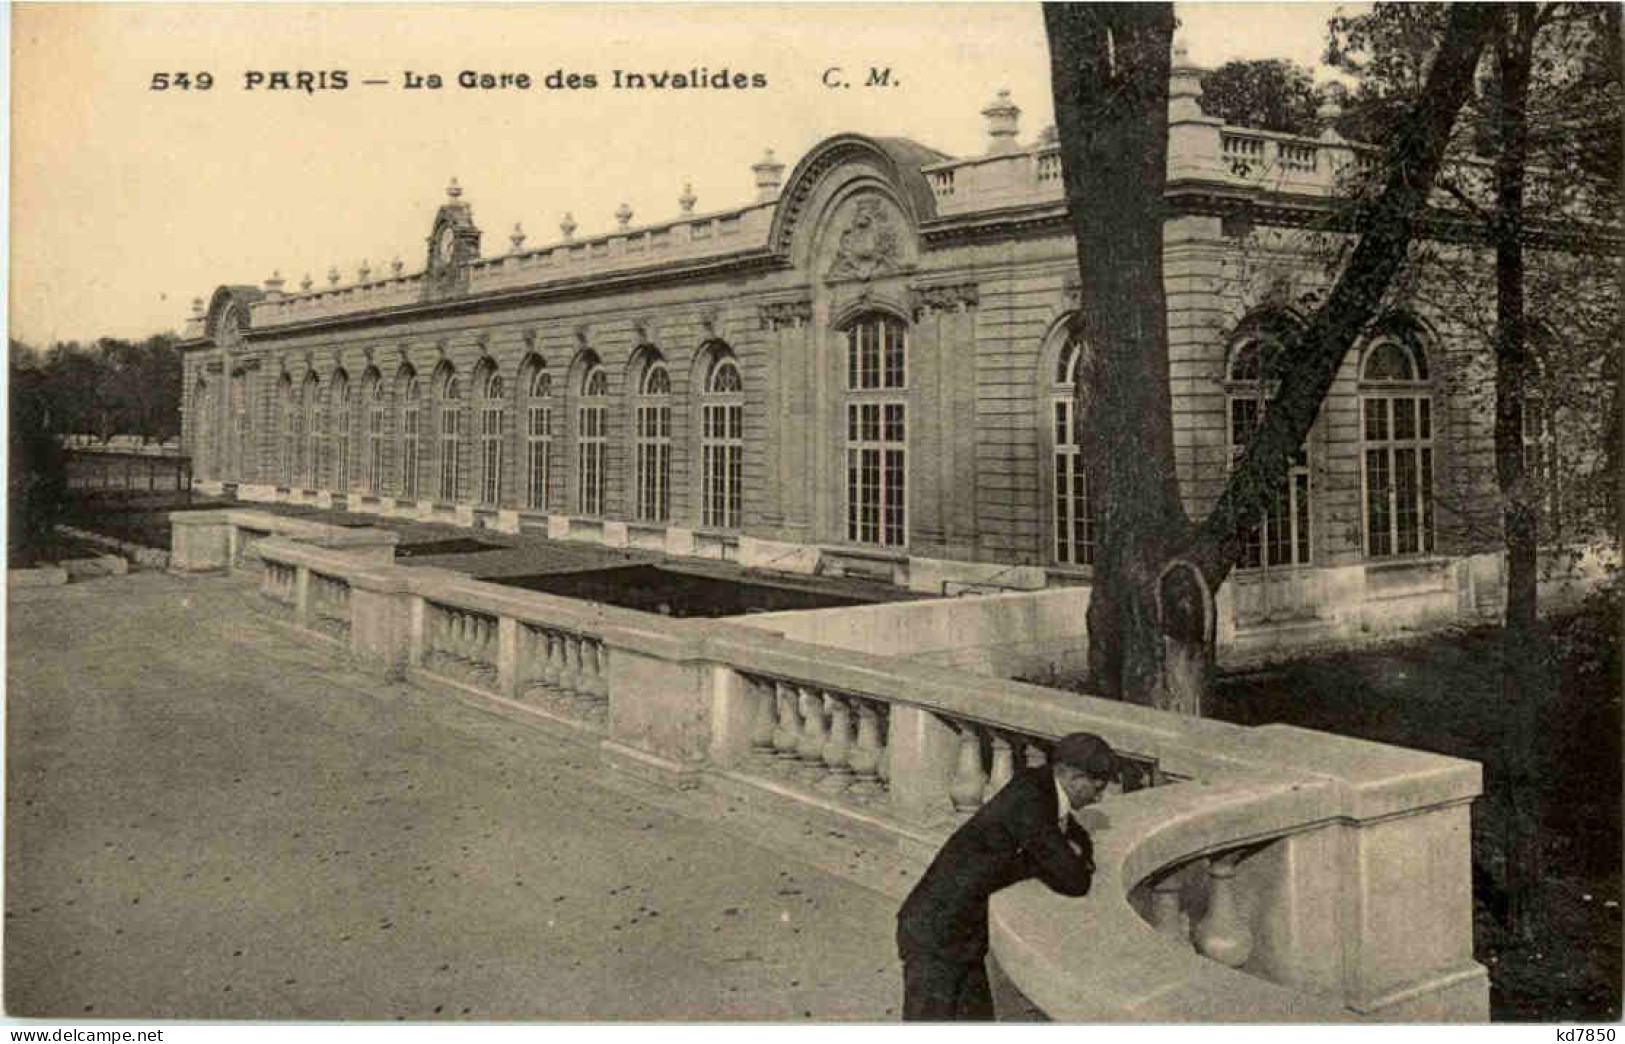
left=479, top=616, right=496, bottom=672
left=1193, top=853, right=1253, bottom=968
left=1148, top=871, right=1190, bottom=945
left=875, top=706, right=891, bottom=788
left=822, top=695, right=853, bottom=777
left=588, top=640, right=609, bottom=698
left=849, top=700, right=882, bottom=782
left=796, top=686, right=827, bottom=763
left=558, top=633, right=581, bottom=692
left=539, top=629, right=562, bottom=685
left=580, top=639, right=604, bottom=698
left=1024, top=738, right=1048, bottom=769
left=984, top=732, right=1015, bottom=803
left=749, top=677, right=777, bottom=752
left=771, top=682, right=799, bottom=757
left=949, top=722, right=988, bottom=812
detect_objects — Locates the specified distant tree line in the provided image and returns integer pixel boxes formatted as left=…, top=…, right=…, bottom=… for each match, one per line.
left=10, top=334, right=184, bottom=444
left=9, top=333, right=182, bottom=554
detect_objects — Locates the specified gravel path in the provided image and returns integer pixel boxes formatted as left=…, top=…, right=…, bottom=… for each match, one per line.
left=6, top=571, right=905, bottom=1021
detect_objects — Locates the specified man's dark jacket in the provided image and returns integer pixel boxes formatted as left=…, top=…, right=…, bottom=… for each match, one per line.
left=897, top=766, right=1095, bottom=962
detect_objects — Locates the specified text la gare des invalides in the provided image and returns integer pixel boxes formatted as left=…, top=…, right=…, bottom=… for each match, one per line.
left=239, top=67, right=771, bottom=91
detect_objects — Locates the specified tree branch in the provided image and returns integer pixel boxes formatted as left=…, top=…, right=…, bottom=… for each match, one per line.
left=1188, top=3, right=1502, bottom=588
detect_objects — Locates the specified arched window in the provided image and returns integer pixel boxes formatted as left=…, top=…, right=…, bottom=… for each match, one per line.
left=578, top=365, right=609, bottom=515
left=1227, top=326, right=1311, bottom=568
left=303, top=374, right=322, bottom=489
left=525, top=364, right=553, bottom=511
left=478, top=368, right=505, bottom=506
left=1360, top=333, right=1433, bottom=557
left=229, top=372, right=250, bottom=480
left=635, top=359, right=672, bottom=522
left=278, top=376, right=296, bottom=488
left=400, top=375, right=422, bottom=500
left=331, top=372, right=351, bottom=492
left=1051, top=335, right=1094, bottom=566
left=438, top=373, right=463, bottom=503
left=844, top=314, right=907, bottom=546
left=702, top=354, right=744, bottom=529
left=365, top=372, right=386, bottom=495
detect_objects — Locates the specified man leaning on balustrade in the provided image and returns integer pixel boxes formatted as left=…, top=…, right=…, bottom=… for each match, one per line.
left=896, top=731, right=1116, bottom=1021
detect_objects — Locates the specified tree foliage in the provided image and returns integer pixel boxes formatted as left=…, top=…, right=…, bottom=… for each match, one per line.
left=1198, top=58, right=1326, bottom=135
left=10, top=333, right=184, bottom=444
left=1045, top=2, right=1500, bottom=709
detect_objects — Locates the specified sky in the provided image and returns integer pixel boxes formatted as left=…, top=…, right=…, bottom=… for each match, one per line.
left=9, top=2, right=1365, bottom=347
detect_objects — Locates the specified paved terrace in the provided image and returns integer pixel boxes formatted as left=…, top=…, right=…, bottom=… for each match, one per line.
left=6, top=569, right=910, bottom=1020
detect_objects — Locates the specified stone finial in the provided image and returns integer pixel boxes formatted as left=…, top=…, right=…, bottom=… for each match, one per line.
left=560, top=212, right=577, bottom=240
left=1168, top=35, right=1208, bottom=122
left=358, top=259, right=371, bottom=283
left=447, top=177, right=463, bottom=200
left=679, top=181, right=697, bottom=214
left=615, top=202, right=633, bottom=230
left=752, top=148, right=785, bottom=201
left=300, top=273, right=313, bottom=292
left=391, top=257, right=404, bottom=276
left=327, top=265, right=341, bottom=287
left=1317, top=88, right=1346, bottom=141
left=191, top=297, right=205, bottom=317
left=264, top=271, right=286, bottom=299
left=982, top=89, right=1021, bottom=155
left=510, top=222, right=526, bottom=253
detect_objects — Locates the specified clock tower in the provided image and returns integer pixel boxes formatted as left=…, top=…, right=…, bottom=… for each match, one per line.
left=423, top=178, right=482, bottom=301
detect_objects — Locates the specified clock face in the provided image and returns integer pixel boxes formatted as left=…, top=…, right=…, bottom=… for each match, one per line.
left=438, top=226, right=457, bottom=263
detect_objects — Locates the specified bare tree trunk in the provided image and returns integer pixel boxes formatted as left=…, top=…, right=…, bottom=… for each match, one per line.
left=1045, top=3, right=1190, bottom=706
left=1044, top=2, right=1500, bottom=709
left=1490, top=5, right=1546, bottom=941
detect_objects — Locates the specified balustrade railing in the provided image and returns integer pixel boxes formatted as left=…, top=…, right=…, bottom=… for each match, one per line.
left=741, top=673, right=893, bottom=806
left=516, top=622, right=610, bottom=728
left=233, top=532, right=1485, bottom=1022
left=260, top=558, right=297, bottom=619
left=421, top=600, right=500, bottom=691
left=309, top=571, right=352, bottom=641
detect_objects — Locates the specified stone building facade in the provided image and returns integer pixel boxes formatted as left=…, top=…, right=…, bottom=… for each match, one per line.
left=177, top=52, right=1609, bottom=657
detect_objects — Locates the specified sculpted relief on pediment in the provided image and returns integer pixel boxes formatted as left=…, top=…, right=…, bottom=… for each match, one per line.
left=825, top=195, right=907, bottom=283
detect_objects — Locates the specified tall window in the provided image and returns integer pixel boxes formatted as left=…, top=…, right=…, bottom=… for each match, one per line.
left=400, top=377, right=422, bottom=500
left=844, top=314, right=907, bottom=546
left=1228, top=334, right=1312, bottom=568
left=365, top=375, right=386, bottom=495
left=635, top=360, right=672, bottom=522
left=331, top=374, right=351, bottom=492
left=702, top=356, right=744, bottom=529
left=304, top=376, right=323, bottom=489
left=1052, top=336, right=1094, bottom=566
left=525, top=367, right=553, bottom=510
left=479, top=370, right=505, bottom=506
left=578, top=365, right=608, bottom=515
left=1361, top=336, right=1434, bottom=557
left=229, top=373, right=249, bottom=479
left=278, top=377, right=296, bottom=488
left=438, top=374, right=463, bottom=503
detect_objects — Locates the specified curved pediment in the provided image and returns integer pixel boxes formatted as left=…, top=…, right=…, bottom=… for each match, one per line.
left=203, top=285, right=265, bottom=345
left=768, top=134, right=949, bottom=266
